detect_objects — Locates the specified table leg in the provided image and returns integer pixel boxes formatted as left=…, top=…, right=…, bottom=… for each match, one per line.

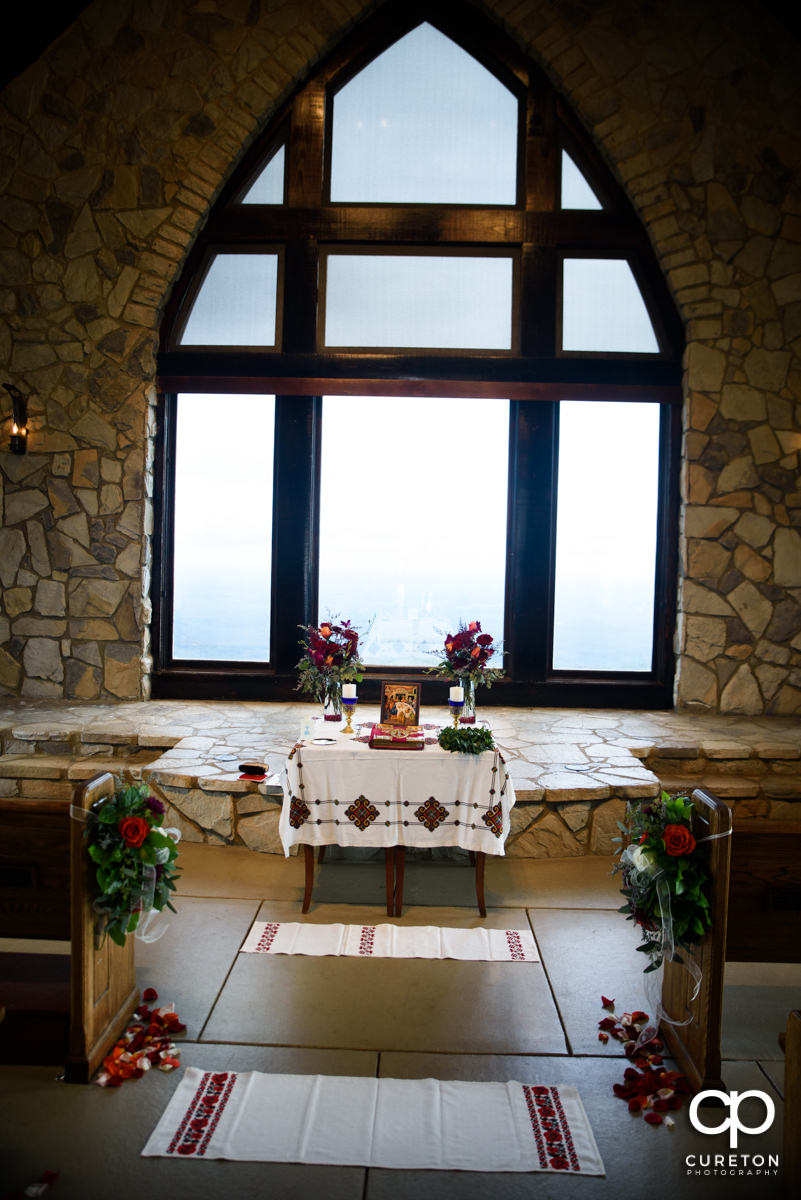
left=475, top=850, right=486, bottom=917
left=302, top=844, right=314, bottom=913
left=384, top=848, right=394, bottom=916
left=394, top=846, right=406, bottom=917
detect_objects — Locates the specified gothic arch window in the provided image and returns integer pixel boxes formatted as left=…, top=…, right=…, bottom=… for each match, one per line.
left=153, top=1, right=683, bottom=707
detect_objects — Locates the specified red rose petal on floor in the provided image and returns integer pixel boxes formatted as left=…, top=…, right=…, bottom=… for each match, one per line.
left=644, top=1112, right=663, bottom=1125
left=143, top=987, right=158, bottom=1002
left=601, top=995, right=615, bottom=1009
left=598, top=1032, right=609, bottom=1043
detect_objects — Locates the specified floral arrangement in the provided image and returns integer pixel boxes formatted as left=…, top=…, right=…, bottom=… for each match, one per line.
left=295, top=618, right=366, bottom=708
left=613, top=792, right=711, bottom=972
left=85, top=779, right=180, bottom=946
left=437, top=725, right=495, bottom=755
left=429, top=619, right=503, bottom=688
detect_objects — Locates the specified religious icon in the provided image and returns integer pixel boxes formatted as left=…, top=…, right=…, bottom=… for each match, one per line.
left=380, top=679, right=421, bottom=726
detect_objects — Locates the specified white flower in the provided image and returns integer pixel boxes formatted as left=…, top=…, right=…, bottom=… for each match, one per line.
left=627, top=844, right=657, bottom=875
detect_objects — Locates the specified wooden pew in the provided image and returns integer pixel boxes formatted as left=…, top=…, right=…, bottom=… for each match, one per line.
left=660, top=791, right=801, bottom=1094
left=659, top=788, right=732, bottom=1093
left=784, top=1010, right=800, bottom=1196
left=0, top=772, right=139, bottom=1081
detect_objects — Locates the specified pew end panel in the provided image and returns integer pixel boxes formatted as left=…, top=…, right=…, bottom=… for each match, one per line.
left=660, top=787, right=732, bottom=1094
left=65, top=772, right=139, bottom=1083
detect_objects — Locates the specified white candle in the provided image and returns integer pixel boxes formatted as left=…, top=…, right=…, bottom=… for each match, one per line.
left=342, top=683, right=357, bottom=699
left=449, top=685, right=464, bottom=702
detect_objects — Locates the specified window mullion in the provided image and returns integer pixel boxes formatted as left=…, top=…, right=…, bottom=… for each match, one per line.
left=505, top=399, right=556, bottom=681
left=270, top=395, right=321, bottom=672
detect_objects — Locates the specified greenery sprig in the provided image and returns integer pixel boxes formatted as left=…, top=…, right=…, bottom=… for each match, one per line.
left=85, top=779, right=180, bottom=946
left=437, top=725, right=496, bottom=755
left=613, top=792, right=711, bottom=972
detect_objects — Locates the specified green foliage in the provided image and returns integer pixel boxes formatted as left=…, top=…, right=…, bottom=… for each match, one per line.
left=84, top=778, right=180, bottom=947
left=437, top=725, right=496, bottom=755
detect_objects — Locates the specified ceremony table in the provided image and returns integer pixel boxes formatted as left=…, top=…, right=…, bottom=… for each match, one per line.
left=279, top=725, right=516, bottom=916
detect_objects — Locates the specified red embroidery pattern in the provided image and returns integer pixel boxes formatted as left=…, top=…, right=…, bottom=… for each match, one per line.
left=167, top=1071, right=237, bottom=1156
left=289, top=796, right=310, bottom=828
left=505, top=931, right=527, bottom=960
left=359, top=925, right=376, bottom=955
left=482, top=802, right=503, bottom=838
left=255, top=923, right=281, bottom=952
left=345, top=795, right=378, bottom=829
left=521, top=1084, right=580, bottom=1173
left=414, top=797, right=448, bottom=831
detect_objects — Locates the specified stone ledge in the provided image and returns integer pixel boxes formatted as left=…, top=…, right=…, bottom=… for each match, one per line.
left=0, top=700, right=798, bottom=857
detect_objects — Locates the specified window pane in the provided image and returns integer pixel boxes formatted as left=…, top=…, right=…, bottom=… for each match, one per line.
left=561, top=150, right=601, bottom=210
left=562, top=258, right=659, bottom=353
left=318, top=396, right=508, bottom=667
left=180, top=254, right=278, bottom=346
left=552, top=401, right=659, bottom=671
left=172, top=394, right=274, bottom=661
left=331, top=23, right=517, bottom=204
left=241, top=145, right=285, bottom=204
left=324, top=254, right=513, bottom=349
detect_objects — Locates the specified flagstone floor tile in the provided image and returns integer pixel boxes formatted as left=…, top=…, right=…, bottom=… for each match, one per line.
left=0, top=1046, right=371, bottom=1200
left=367, top=1054, right=783, bottom=1200
left=526, top=908, right=651, bottom=1055
left=136, top=896, right=259, bottom=1038
left=201, top=946, right=567, bottom=1054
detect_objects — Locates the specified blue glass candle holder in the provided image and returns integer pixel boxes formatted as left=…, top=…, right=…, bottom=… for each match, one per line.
left=448, top=698, right=464, bottom=728
left=341, top=697, right=357, bottom=735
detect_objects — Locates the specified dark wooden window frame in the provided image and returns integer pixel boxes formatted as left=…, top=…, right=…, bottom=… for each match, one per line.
left=151, top=0, right=684, bottom=709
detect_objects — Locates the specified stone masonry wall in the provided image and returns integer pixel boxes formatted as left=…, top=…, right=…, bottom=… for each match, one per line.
left=1, top=0, right=800, bottom=712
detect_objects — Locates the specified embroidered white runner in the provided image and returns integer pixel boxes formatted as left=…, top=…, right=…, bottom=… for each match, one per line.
left=142, top=1069, right=604, bottom=1175
left=240, top=921, right=539, bottom=961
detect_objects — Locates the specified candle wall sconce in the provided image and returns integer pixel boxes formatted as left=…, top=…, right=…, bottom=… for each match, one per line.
left=4, top=384, right=28, bottom=455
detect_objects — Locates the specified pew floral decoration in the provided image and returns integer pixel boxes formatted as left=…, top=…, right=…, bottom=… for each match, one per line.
left=613, top=792, right=711, bottom=972
left=85, top=779, right=181, bottom=946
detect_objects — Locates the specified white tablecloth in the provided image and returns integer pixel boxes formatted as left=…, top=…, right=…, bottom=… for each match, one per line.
left=280, top=728, right=515, bottom=856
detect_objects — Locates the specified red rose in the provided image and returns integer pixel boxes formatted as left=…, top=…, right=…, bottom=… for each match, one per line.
left=476, top=633, right=493, bottom=647
left=119, top=815, right=150, bottom=847
left=663, top=824, right=696, bottom=856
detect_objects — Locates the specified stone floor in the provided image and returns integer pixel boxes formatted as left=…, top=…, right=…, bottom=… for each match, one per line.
left=0, top=844, right=794, bottom=1199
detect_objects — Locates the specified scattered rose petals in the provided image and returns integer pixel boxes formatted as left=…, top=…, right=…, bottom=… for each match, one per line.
left=94, top=994, right=185, bottom=1086
left=600, top=1001, right=691, bottom=1128
left=601, top=995, right=615, bottom=1009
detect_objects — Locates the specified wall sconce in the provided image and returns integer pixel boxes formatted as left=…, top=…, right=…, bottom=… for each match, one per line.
left=4, top=383, right=28, bottom=454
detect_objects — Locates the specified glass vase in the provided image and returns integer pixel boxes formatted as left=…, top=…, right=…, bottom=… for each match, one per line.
left=321, top=678, right=343, bottom=721
left=459, top=677, right=476, bottom=724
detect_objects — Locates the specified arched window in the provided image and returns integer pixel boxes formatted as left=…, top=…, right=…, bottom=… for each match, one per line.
left=153, top=2, right=683, bottom=707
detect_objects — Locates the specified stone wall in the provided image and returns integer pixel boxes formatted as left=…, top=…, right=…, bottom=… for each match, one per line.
left=1, top=0, right=800, bottom=713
